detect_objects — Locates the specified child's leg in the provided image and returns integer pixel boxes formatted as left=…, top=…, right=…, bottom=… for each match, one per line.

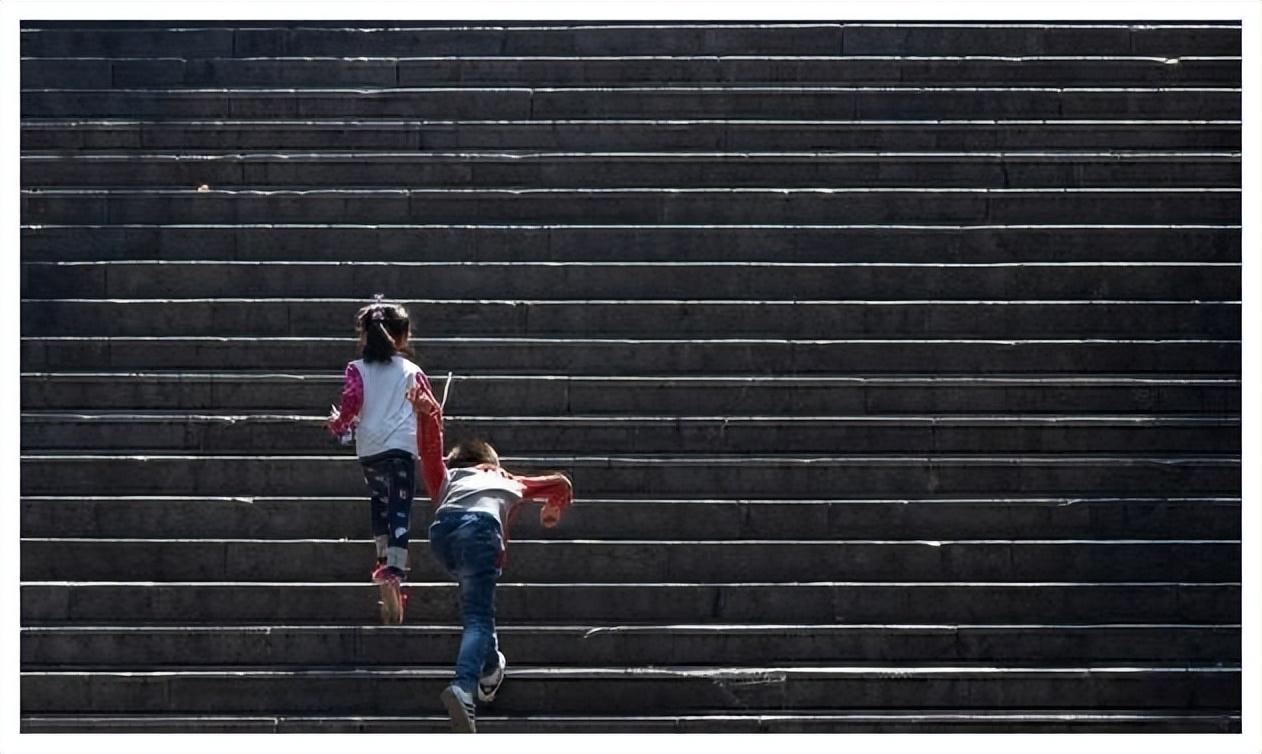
left=481, top=634, right=501, bottom=675
left=382, top=455, right=415, bottom=572
left=361, top=461, right=391, bottom=562
left=448, top=514, right=503, bottom=696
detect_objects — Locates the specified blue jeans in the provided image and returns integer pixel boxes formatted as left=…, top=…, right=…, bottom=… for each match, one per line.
left=429, top=511, right=503, bottom=695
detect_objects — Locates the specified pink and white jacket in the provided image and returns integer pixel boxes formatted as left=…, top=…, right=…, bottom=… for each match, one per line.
left=328, top=355, right=436, bottom=462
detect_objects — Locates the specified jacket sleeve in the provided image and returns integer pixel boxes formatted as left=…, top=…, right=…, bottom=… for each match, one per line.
left=417, top=370, right=436, bottom=396
left=326, top=363, right=362, bottom=436
left=414, top=372, right=447, bottom=504
left=515, top=473, right=574, bottom=509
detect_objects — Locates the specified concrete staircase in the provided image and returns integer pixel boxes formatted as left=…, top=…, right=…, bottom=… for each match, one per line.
left=20, top=21, right=1241, bottom=733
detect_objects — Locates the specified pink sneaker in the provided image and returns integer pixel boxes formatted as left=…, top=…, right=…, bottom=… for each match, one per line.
left=373, top=565, right=408, bottom=625
left=371, top=563, right=397, bottom=584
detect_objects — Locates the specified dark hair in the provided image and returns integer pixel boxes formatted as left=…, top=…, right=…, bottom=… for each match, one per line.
left=447, top=439, right=500, bottom=469
left=357, top=299, right=411, bottom=363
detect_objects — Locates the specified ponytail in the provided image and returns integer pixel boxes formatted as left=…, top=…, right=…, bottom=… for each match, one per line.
left=357, top=297, right=412, bottom=363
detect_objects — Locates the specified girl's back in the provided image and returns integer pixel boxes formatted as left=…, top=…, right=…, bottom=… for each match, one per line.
left=352, top=354, right=423, bottom=459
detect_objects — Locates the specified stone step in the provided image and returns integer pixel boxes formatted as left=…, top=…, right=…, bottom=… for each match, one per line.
left=19, top=336, right=1243, bottom=374
left=18, top=23, right=1241, bottom=57
left=18, top=413, right=1243, bottom=455
left=19, top=86, right=1243, bottom=120
left=17, top=664, right=1241, bottom=715
left=21, top=624, right=1241, bottom=667
left=19, top=496, right=1243, bottom=540
left=838, top=24, right=1241, bottom=57
left=17, top=454, right=1241, bottom=497
left=19, top=538, right=1240, bottom=583
left=21, top=581, right=1241, bottom=625
left=17, top=373, right=1243, bottom=415
left=19, top=223, right=1242, bottom=264
left=18, top=56, right=1243, bottom=89
left=15, top=710, right=1245, bottom=733
left=19, top=261, right=1243, bottom=301
left=20, top=151, right=1243, bottom=189
left=21, top=119, right=1244, bottom=152
left=19, top=300, right=1242, bottom=339
left=21, top=188, right=1241, bottom=225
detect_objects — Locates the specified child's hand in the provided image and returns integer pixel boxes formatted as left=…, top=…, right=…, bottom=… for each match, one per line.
left=405, top=383, right=441, bottom=418
left=540, top=504, right=562, bottom=528
left=326, top=405, right=355, bottom=443
left=552, top=474, right=574, bottom=508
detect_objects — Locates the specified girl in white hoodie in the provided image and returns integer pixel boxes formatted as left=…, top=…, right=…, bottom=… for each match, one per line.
left=326, top=299, right=445, bottom=622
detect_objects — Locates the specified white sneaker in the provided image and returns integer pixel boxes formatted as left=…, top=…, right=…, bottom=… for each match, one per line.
left=440, top=684, right=476, bottom=733
left=477, top=650, right=507, bottom=703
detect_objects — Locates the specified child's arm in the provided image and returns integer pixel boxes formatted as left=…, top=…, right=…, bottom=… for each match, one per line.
left=407, top=375, right=446, bottom=504
left=326, top=363, right=362, bottom=437
left=515, top=472, right=574, bottom=528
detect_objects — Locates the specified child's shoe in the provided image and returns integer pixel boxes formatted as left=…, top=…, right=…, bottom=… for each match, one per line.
left=440, top=683, right=477, bottom=733
left=371, top=563, right=405, bottom=584
left=371, top=565, right=407, bottom=624
left=477, top=651, right=507, bottom=703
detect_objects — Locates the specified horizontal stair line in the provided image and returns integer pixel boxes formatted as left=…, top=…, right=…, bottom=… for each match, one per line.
left=21, top=336, right=1243, bottom=343
left=19, top=54, right=1247, bottom=62
left=19, top=412, right=1245, bottom=424
left=19, top=85, right=1246, bottom=92
left=19, top=580, right=1246, bottom=587
left=17, top=222, right=1245, bottom=230
left=20, top=118, right=1245, bottom=124
left=21, top=260, right=1246, bottom=268
left=19, top=372, right=1244, bottom=383
left=19, top=665, right=1243, bottom=676
left=17, top=298, right=1247, bottom=305
left=18, top=453, right=1244, bottom=463
left=19, top=495, right=1243, bottom=502
left=21, top=22, right=1242, bottom=28
left=23, top=185, right=1245, bottom=191
left=19, top=622, right=1244, bottom=631
left=19, top=537, right=1243, bottom=544
left=20, top=150, right=1247, bottom=158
